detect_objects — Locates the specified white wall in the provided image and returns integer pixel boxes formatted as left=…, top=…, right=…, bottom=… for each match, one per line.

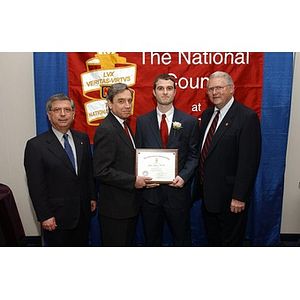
left=0, top=52, right=299, bottom=236
left=281, top=53, right=300, bottom=233
left=0, top=52, right=40, bottom=236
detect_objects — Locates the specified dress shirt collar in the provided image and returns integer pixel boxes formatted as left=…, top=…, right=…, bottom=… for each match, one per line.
left=216, top=97, right=234, bottom=118
left=156, top=106, right=174, bottom=122
left=52, top=127, right=73, bottom=144
left=156, top=106, right=174, bottom=132
left=111, top=112, right=128, bottom=128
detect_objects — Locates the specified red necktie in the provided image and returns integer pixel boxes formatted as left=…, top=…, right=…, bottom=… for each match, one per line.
left=160, top=114, right=169, bottom=148
left=123, top=121, right=131, bottom=140
left=199, top=110, right=220, bottom=184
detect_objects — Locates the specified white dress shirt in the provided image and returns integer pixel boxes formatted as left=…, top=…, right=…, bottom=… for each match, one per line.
left=156, top=106, right=174, bottom=133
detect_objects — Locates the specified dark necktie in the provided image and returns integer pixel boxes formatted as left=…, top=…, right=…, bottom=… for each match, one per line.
left=199, top=110, right=220, bottom=184
left=123, top=120, right=131, bottom=140
left=160, top=114, right=169, bottom=148
left=63, top=133, right=76, bottom=170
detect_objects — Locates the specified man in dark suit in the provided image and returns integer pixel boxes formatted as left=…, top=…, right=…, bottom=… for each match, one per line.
left=135, top=74, right=200, bottom=246
left=24, top=93, right=97, bottom=246
left=194, top=71, right=261, bottom=246
left=93, top=83, right=150, bottom=246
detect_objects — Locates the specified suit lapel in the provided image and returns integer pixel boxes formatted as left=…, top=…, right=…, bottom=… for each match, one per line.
left=200, top=107, right=214, bottom=142
left=71, top=130, right=84, bottom=175
left=126, top=122, right=136, bottom=147
left=108, top=113, right=135, bottom=150
left=148, top=110, right=162, bottom=147
left=167, top=108, right=181, bottom=148
left=46, top=130, right=76, bottom=174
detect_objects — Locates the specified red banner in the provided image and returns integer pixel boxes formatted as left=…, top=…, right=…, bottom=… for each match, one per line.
left=68, top=52, right=263, bottom=143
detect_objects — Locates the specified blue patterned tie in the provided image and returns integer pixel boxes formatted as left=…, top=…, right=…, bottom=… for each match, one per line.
left=63, top=134, right=75, bottom=169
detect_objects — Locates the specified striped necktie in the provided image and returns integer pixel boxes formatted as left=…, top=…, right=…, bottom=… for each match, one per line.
left=199, top=110, right=220, bottom=184
left=123, top=120, right=131, bottom=140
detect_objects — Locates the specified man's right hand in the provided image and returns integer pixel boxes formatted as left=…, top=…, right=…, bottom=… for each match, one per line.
left=42, top=217, right=57, bottom=231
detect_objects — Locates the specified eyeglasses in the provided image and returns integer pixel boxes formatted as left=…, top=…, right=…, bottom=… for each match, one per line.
left=207, top=85, right=229, bottom=93
left=50, top=108, right=74, bottom=114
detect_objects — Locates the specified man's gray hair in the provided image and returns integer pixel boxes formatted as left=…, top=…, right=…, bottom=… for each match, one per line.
left=208, top=71, right=234, bottom=86
left=106, top=83, right=133, bottom=102
left=46, top=93, right=75, bottom=111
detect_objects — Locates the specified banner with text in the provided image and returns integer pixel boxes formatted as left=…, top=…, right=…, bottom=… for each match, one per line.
left=67, top=52, right=264, bottom=142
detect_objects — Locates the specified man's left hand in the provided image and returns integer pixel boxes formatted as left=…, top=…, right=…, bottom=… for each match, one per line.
left=230, top=199, right=245, bottom=213
left=169, top=176, right=185, bottom=188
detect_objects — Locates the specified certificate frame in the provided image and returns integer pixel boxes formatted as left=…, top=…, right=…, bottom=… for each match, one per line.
left=135, top=149, right=178, bottom=184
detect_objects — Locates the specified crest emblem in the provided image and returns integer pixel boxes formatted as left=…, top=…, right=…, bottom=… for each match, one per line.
left=80, top=52, right=137, bottom=125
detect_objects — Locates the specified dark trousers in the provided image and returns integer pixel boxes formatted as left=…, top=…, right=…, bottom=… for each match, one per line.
left=44, top=210, right=90, bottom=247
left=99, top=214, right=138, bottom=247
left=202, top=204, right=248, bottom=246
left=141, top=199, right=191, bottom=247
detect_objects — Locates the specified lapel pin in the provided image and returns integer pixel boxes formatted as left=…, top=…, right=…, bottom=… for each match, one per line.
left=225, top=123, right=229, bottom=126
left=80, top=142, right=83, bottom=145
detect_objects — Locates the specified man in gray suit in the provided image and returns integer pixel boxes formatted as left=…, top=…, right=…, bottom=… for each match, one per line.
left=135, top=74, right=200, bottom=246
left=93, top=83, right=150, bottom=246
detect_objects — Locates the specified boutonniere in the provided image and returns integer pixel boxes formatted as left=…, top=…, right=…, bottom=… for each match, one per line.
left=172, top=121, right=183, bottom=131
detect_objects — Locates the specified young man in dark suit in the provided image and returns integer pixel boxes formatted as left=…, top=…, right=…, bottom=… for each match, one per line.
left=24, top=94, right=97, bottom=246
left=93, top=83, right=150, bottom=246
left=194, top=71, right=261, bottom=246
left=135, top=74, right=200, bottom=246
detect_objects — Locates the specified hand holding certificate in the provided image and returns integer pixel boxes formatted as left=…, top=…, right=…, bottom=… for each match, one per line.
left=135, top=149, right=178, bottom=184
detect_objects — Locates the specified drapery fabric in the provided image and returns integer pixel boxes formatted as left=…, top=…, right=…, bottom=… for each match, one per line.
left=33, top=53, right=69, bottom=134
left=33, top=52, right=293, bottom=246
left=245, top=53, right=293, bottom=246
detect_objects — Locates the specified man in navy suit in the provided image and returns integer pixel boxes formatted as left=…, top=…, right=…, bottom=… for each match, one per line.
left=24, top=94, right=97, bottom=246
left=194, top=71, right=261, bottom=246
left=135, top=74, right=200, bottom=246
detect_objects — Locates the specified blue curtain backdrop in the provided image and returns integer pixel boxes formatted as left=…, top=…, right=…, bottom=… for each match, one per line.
left=33, top=52, right=293, bottom=246
left=245, top=53, right=293, bottom=246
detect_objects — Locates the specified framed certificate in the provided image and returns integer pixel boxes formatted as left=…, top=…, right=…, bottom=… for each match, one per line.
left=135, top=149, right=178, bottom=184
